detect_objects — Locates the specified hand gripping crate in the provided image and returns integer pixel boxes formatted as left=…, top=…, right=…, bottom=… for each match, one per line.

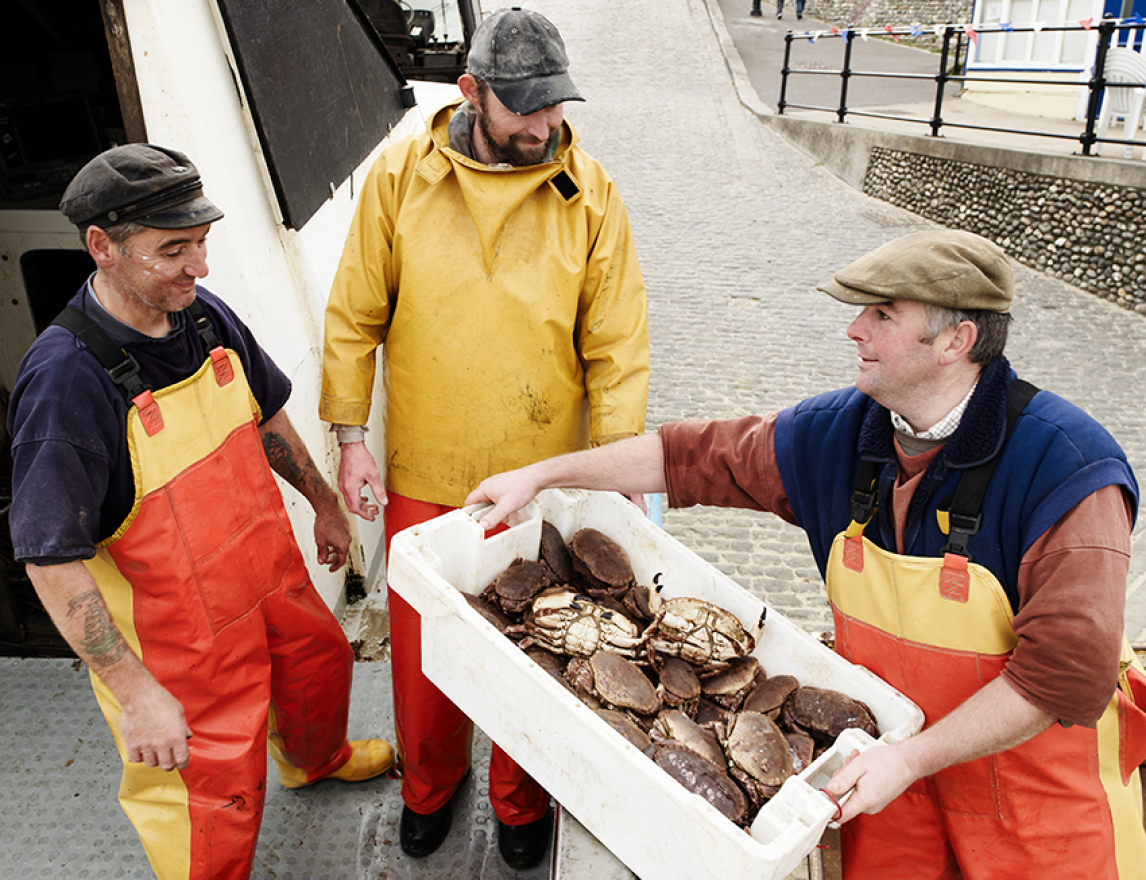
left=388, top=488, right=924, bottom=880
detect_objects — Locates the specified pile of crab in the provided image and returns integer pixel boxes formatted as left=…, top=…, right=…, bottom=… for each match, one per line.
left=465, top=524, right=880, bottom=830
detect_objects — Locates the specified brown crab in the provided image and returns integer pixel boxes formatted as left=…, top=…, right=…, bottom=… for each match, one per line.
left=519, top=587, right=644, bottom=659
left=566, top=652, right=661, bottom=717
left=568, top=528, right=637, bottom=600
left=539, top=520, right=574, bottom=584
left=482, top=557, right=551, bottom=615
left=463, top=591, right=517, bottom=636
left=742, top=674, right=800, bottom=719
left=655, top=656, right=702, bottom=715
left=645, top=591, right=765, bottom=673
left=722, top=711, right=794, bottom=809
left=700, top=656, right=765, bottom=712
left=781, top=686, right=880, bottom=746
left=644, top=741, right=749, bottom=825
left=650, top=709, right=726, bottom=768
left=595, top=708, right=653, bottom=751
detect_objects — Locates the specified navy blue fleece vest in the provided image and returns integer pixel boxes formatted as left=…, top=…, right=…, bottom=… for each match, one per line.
left=773, top=358, right=1138, bottom=612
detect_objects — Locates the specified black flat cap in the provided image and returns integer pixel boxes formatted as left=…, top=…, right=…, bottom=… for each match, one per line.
left=60, top=143, right=224, bottom=230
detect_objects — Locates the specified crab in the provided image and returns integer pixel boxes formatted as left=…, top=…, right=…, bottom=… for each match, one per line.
left=595, top=708, right=652, bottom=751
left=566, top=652, right=661, bottom=717
left=645, top=589, right=766, bottom=673
left=781, top=686, right=880, bottom=746
left=655, top=656, right=702, bottom=715
left=650, top=709, right=726, bottom=769
left=568, top=528, right=636, bottom=600
left=700, top=656, right=765, bottom=712
left=463, top=591, right=517, bottom=636
left=721, top=711, right=794, bottom=809
left=481, top=557, right=551, bottom=615
left=742, top=673, right=800, bottom=720
left=785, top=730, right=815, bottom=774
left=644, top=741, right=749, bottom=826
left=539, top=520, right=574, bottom=584
left=518, top=587, right=644, bottom=659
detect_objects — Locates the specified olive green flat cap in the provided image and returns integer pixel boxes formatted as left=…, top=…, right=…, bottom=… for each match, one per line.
left=818, top=230, right=1013, bottom=313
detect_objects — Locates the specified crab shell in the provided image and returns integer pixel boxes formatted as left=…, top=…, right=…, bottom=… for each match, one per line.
left=596, top=708, right=652, bottom=751
left=651, top=709, right=726, bottom=768
left=463, top=591, right=516, bottom=636
left=522, top=587, right=644, bottom=659
left=723, top=711, right=794, bottom=806
left=568, top=528, right=636, bottom=598
left=655, top=656, right=701, bottom=713
left=646, top=595, right=762, bottom=672
left=539, top=520, right=574, bottom=584
left=588, top=652, right=661, bottom=716
left=700, top=656, right=764, bottom=712
left=483, top=558, right=551, bottom=614
left=742, top=674, right=800, bottom=719
left=782, top=686, right=880, bottom=745
left=644, top=741, right=749, bottom=826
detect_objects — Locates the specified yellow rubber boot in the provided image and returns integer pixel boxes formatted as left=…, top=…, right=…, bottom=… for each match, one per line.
left=277, top=739, right=395, bottom=789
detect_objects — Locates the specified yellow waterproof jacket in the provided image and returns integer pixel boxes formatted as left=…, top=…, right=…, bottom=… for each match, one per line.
left=321, top=99, right=649, bottom=506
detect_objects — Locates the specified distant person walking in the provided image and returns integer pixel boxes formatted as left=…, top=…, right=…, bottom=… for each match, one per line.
left=776, top=0, right=805, bottom=19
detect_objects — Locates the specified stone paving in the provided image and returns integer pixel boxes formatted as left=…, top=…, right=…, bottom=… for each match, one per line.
left=3, top=0, right=1145, bottom=878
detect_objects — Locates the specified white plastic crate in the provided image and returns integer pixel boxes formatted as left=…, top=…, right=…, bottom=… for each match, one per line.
left=388, top=488, right=924, bottom=880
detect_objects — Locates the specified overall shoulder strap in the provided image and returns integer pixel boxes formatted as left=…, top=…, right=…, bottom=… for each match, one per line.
left=942, top=379, right=1040, bottom=558
left=51, top=306, right=148, bottom=401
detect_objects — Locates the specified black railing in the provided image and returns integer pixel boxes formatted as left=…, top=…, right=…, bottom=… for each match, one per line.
left=777, top=19, right=1146, bottom=157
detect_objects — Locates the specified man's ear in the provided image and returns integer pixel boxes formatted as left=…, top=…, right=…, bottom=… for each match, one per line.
left=457, top=73, right=480, bottom=105
left=86, top=226, right=117, bottom=270
left=940, top=320, right=978, bottom=366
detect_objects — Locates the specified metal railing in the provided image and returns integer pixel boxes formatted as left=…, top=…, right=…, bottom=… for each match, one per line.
left=777, top=19, right=1146, bottom=157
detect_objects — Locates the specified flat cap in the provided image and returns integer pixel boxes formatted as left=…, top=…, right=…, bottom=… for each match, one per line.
left=467, top=7, right=584, bottom=116
left=818, top=230, right=1013, bottom=313
left=60, top=143, right=224, bottom=230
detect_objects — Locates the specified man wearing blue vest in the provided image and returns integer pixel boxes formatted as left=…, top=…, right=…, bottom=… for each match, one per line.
left=466, top=230, right=1146, bottom=879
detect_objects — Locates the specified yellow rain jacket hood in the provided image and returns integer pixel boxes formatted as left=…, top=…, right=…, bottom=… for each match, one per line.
left=321, top=98, right=649, bottom=506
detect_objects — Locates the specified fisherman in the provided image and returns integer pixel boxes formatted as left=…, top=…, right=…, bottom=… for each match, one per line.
left=8, top=143, right=394, bottom=880
left=467, top=230, right=1146, bottom=879
left=320, top=6, right=649, bottom=869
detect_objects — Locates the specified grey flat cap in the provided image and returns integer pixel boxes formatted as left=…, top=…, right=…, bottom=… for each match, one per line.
left=467, top=7, right=584, bottom=115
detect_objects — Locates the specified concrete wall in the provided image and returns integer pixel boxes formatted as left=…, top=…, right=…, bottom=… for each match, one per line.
left=762, top=113, right=1146, bottom=314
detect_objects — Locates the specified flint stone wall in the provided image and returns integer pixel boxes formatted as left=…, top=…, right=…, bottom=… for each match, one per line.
left=803, top=0, right=972, bottom=27
left=863, top=145, right=1146, bottom=312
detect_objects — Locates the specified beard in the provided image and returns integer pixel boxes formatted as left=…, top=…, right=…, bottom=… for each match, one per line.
left=476, top=96, right=555, bottom=166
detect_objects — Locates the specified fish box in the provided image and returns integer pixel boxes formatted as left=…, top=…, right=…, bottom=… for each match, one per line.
left=388, top=488, right=924, bottom=880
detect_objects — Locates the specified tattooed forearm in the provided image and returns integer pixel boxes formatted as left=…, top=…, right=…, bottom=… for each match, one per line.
left=66, top=589, right=128, bottom=668
left=262, top=430, right=321, bottom=496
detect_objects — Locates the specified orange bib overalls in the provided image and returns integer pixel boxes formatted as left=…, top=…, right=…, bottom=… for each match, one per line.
left=827, top=519, right=1146, bottom=880
left=78, top=323, right=354, bottom=880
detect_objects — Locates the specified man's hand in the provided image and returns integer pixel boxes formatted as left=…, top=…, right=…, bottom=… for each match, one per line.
left=338, top=441, right=387, bottom=521
left=313, top=493, right=353, bottom=571
left=824, top=746, right=919, bottom=823
left=465, top=466, right=544, bottom=530
left=120, top=681, right=194, bottom=770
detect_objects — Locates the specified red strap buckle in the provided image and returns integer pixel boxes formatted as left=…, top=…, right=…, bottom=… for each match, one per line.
left=132, top=390, right=164, bottom=436
left=209, top=347, right=234, bottom=386
left=939, top=552, right=970, bottom=602
left=843, top=534, right=864, bottom=572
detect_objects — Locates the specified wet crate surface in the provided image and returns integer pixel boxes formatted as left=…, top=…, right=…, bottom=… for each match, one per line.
left=389, top=489, right=923, bottom=880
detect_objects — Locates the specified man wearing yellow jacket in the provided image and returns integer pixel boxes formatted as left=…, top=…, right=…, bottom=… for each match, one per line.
left=320, top=7, right=650, bottom=870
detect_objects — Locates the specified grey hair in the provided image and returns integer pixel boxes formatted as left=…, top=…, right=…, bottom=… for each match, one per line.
left=81, top=220, right=148, bottom=255
left=920, top=303, right=1013, bottom=364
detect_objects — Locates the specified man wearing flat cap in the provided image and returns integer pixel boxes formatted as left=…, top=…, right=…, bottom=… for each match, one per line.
left=320, top=7, right=649, bottom=868
left=7, top=143, right=395, bottom=880
left=466, top=229, right=1146, bottom=879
